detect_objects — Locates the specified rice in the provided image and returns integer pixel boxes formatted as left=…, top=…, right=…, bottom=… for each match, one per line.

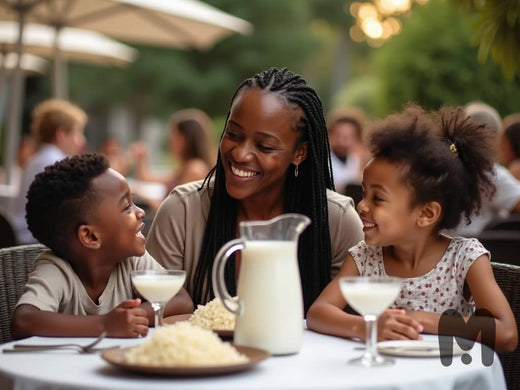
left=125, top=322, right=248, bottom=366
left=189, top=297, right=236, bottom=330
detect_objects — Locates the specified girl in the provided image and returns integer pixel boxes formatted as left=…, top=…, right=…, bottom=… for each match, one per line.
left=307, top=105, right=518, bottom=353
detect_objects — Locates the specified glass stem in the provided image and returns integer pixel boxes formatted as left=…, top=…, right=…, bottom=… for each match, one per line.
left=152, top=303, right=164, bottom=327
left=364, top=315, right=378, bottom=359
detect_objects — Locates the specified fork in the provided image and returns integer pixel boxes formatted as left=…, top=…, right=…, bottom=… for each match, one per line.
left=4, top=332, right=111, bottom=353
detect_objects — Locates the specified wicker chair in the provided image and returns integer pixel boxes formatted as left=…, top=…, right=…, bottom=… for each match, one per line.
left=0, top=244, right=46, bottom=344
left=492, top=262, right=520, bottom=389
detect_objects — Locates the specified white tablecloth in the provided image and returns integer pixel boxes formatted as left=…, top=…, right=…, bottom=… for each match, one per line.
left=0, top=328, right=506, bottom=390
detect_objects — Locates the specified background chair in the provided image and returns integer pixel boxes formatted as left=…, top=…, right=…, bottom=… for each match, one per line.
left=491, top=262, right=520, bottom=390
left=0, top=243, right=46, bottom=344
left=344, top=183, right=362, bottom=207
left=0, top=213, right=17, bottom=249
left=483, top=215, right=520, bottom=231
left=477, top=231, right=520, bottom=266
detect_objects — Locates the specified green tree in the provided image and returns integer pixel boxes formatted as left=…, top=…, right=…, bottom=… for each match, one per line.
left=59, top=0, right=322, bottom=140
left=451, top=0, right=520, bottom=78
left=372, top=0, right=520, bottom=117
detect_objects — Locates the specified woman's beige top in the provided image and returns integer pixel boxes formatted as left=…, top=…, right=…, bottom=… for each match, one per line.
left=146, top=180, right=364, bottom=300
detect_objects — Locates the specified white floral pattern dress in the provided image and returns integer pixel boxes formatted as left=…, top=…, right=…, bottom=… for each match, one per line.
left=349, top=237, right=490, bottom=316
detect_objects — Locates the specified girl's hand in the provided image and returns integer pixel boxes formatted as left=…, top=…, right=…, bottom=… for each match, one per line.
left=377, top=309, right=423, bottom=341
left=102, top=299, right=149, bottom=338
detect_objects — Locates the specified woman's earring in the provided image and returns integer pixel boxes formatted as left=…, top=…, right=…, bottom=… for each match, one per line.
left=294, top=164, right=299, bottom=178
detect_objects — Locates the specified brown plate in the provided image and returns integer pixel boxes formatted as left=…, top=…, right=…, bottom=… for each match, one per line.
left=101, top=345, right=270, bottom=376
left=163, top=314, right=234, bottom=339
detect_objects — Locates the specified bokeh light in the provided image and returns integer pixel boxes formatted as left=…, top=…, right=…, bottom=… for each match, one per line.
left=349, top=0, right=428, bottom=46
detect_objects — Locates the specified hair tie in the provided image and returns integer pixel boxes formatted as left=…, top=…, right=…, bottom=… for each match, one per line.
left=449, top=143, right=458, bottom=154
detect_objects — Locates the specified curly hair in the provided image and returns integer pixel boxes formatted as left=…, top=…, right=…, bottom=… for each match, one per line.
left=25, top=153, right=109, bottom=258
left=193, top=67, right=334, bottom=313
left=368, top=104, right=496, bottom=230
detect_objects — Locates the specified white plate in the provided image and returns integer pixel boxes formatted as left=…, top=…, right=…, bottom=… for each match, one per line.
left=377, top=340, right=466, bottom=357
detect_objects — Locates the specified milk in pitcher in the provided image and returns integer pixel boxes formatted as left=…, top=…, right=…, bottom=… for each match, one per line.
left=234, top=241, right=303, bottom=355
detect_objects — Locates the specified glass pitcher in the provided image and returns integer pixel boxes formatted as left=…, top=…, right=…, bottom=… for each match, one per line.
left=212, top=213, right=310, bottom=355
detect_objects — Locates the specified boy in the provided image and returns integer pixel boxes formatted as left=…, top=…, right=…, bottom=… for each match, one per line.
left=12, top=153, right=193, bottom=338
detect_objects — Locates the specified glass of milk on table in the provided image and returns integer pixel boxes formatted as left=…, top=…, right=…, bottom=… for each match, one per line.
left=131, top=270, right=186, bottom=327
left=339, top=276, right=403, bottom=367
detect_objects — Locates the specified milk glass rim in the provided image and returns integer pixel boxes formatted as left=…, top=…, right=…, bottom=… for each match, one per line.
left=339, top=276, right=404, bottom=284
left=130, top=269, right=186, bottom=277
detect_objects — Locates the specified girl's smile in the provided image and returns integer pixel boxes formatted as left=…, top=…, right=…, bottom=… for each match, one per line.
left=358, top=158, right=422, bottom=247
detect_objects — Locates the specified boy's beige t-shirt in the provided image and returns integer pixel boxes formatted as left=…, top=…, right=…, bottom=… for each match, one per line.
left=16, top=249, right=163, bottom=315
left=146, top=180, right=364, bottom=300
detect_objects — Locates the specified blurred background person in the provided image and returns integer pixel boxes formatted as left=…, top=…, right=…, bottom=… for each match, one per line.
left=499, top=120, right=520, bottom=180
left=448, top=101, right=520, bottom=237
left=13, top=99, right=87, bottom=244
left=99, top=136, right=129, bottom=176
left=326, top=107, right=370, bottom=195
left=131, top=108, right=216, bottom=210
left=17, top=135, right=36, bottom=171
left=502, top=113, right=520, bottom=132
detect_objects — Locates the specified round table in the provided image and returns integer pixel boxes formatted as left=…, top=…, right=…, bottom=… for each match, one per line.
left=0, top=327, right=506, bottom=390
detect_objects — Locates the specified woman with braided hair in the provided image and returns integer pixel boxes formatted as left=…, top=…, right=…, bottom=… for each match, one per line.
left=146, top=67, right=363, bottom=314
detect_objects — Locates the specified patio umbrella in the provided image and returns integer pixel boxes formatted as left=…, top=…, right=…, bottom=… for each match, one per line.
left=0, top=52, right=47, bottom=141
left=0, top=22, right=137, bottom=97
left=0, top=52, right=47, bottom=75
left=0, top=0, right=253, bottom=184
left=0, top=22, right=137, bottom=170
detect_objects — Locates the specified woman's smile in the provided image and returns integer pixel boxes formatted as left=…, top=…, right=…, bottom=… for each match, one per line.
left=230, top=162, right=259, bottom=179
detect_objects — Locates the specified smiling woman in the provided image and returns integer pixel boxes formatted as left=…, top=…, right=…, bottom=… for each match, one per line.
left=146, top=67, right=363, bottom=315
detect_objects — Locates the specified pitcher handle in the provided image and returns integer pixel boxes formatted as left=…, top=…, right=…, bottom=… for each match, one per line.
left=212, top=238, right=244, bottom=315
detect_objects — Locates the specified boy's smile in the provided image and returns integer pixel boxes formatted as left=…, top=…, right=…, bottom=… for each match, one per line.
left=90, top=168, right=146, bottom=261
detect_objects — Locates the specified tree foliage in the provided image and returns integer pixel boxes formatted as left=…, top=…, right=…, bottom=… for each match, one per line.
left=372, top=0, right=520, bottom=117
left=451, top=0, right=520, bottom=78
left=66, top=0, right=320, bottom=122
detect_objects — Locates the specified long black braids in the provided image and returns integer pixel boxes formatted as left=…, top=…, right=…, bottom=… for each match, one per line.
left=192, top=68, right=335, bottom=314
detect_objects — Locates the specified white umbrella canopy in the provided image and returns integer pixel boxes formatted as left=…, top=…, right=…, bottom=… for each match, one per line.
left=0, top=0, right=253, bottom=50
left=0, top=0, right=253, bottom=185
left=0, top=52, right=47, bottom=74
left=0, top=22, right=137, bottom=97
left=0, top=22, right=137, bottom=67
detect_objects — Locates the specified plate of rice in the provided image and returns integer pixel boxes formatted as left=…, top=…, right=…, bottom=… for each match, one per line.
left=164, top=297, right=236, bottom=338
left=101, top=322, right=269, bottom=376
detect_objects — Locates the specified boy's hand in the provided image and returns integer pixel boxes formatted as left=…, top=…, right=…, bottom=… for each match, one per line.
left=377, top=309, right=423, bottom=341
left=102, top=299, right=149, bottom=338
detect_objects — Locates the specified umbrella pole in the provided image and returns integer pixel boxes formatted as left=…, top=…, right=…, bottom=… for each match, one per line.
left=53, top=26, right=67, bottom=99
left=0, top=53, right=7, bottom=150
left=4, top=11, right=26, bottom=186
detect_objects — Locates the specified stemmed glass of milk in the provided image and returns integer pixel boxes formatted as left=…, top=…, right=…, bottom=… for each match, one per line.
left=339, top=276, right=403, bottom=367
left=131, top=270, right=186, bottom=327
